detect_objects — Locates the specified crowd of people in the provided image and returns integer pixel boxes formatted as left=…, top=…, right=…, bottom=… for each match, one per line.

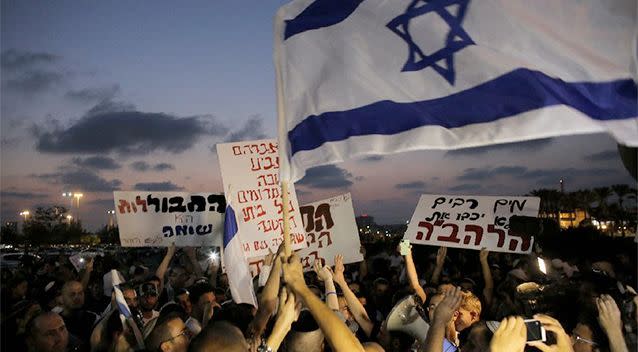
left=1, top=232, right=636, bottom=351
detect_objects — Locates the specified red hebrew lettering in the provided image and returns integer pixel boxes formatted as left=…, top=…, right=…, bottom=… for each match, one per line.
left=463, top=224, right=484, bottom=246
left=118, top=200, right=131, bottom=213
left=487, top=224, right=506, bottom=247
left=293, top=233, right=305, bottom=244
left=267, top=142, right=278, bottom=154
left=507, top=230, right=532, bottom=252
left=232, top=145, right=242, bottom=155
left=135, top=196, right=148, bottom=212
left=255, top=205, right=266, bottom=218
left=242, top=206, right=255, bottom=222
left=306, top=233, right=316, bottom=246
left=436, top=223, right=460, bottom=243
left=317, top=231, right=332, bottom=248
left=249, top=259, right=264, bottom=276
left=238, top=191, right=248, bottom=204
left=250, top=144, right=259, bottom=154
left=250, top=157, right=261, bottom=171
left=416, top=220, right=443, bottom=241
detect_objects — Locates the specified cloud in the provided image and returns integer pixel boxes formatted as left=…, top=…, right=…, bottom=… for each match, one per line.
left=395, top=181, right=426, bottom=189
left=5, top=70, right=64, bottom=94
left=297, top=165, right=353, bottom=189
left=72, top=156, right=121, bottom=170
left=584, top=150, right=619, bottom=162
left=134, top=182, right=184, bottom=191
left=130, top=161, right=175, bottom=172
left=34, top=105, right=229, bottom=155
left=449, top=183, right=482, bottom=191
left=0, top=191, right=48, bottom=199
left=446, top=138, right=553, bottom=156
left=361, top=155, right=384, bottom=162
left=224, top=116, right=268, bottom=142
left=520, top=167, right=616, bottom=185
left=1, top=49, right=58, bottom=71
left=65, top=84, right=120, bottom=103
left=87, top=198, right=116, bottom=208
left=458, top=166, right=528, bottom=181
left=130, top=161, right=150, bottom=171
left=153, top=163, right=175, bottom=171
left=32, top=169, right=122, bottom=192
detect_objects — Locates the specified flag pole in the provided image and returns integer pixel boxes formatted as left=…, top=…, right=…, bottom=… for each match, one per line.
left=281, top=181, right=292, bottom=257
left=274, top=10, right=292, bottom=257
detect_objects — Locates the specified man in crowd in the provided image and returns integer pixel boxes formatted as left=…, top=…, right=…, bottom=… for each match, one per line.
left=60, top=280, right=98, bottom=343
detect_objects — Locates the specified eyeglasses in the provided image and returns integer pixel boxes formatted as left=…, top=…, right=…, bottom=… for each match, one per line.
left=162, top=328, right=191, bottom=344
left=572, top=334, right=597, bottom=347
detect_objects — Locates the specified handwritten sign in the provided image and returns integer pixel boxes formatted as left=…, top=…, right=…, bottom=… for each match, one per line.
left=247, top=193, right=364, bottom=276
left=114, top=191, right=225, bottom=247
left=404, top=194, right=540, bottom=254
left=216, top=139, right=306, bottom=258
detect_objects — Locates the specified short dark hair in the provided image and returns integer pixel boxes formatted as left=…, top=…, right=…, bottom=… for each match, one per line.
left=189, top=282, right=214, bottom=304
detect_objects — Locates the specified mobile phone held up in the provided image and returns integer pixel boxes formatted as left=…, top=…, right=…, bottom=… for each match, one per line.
left=524, top=319, right=546, bottom=342
left=399, top=239, right=411, bottom=256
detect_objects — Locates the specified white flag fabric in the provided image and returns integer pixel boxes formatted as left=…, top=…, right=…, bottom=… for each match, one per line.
left=223, top=202, right=258, bottom=307
left=275, top=0, right=638, bottom=182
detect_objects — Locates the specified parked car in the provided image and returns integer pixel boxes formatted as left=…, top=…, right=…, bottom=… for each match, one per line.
left=0, top=253, right=41, bottom=269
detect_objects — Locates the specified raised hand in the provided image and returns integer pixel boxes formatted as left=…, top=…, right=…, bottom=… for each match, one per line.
left=282, top=253, right=306, bottom=293
left=264, top=248, right=275, bottom=266
left=333, top=254, right=346, bottom=285
left=436, top=246, right=447, bottom=266
left=432, top=286, right=462, bottom=325
left=314, top=259, right=333, bottom=282
left=479, top=248, right=489, bottom=262
left=527, top=314, right=574, bottom=352
left=489, top=316, right=527, bottom=352
left=596, top=294, right=622, bottom=333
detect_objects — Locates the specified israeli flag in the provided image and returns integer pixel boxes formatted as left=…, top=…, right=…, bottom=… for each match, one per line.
left=223, top=201, right=258, bottom=307
left=275, top=0, right=637, bottom=182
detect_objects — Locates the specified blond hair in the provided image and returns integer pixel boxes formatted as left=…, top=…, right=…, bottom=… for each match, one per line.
left=460, top=291, right=482, bottom=317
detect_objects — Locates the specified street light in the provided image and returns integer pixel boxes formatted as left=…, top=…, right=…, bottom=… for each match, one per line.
left=19, top=210, right=30, bottom=221
left=73, top=193, right=84, bottom=221
left=62, top=192, right=74, bottom=215
left=66, top=215, right=73, bottom=225
left=107, top=210, right=115, bottom=228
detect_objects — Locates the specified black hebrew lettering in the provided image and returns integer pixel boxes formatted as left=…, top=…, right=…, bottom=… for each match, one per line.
left=187, top=195, right=206, bottom=212
left=314, top=203, right=334, bottom=231
left=147, top=195, right=161, bottom=212
left=426, top=211, right=450, bottom=222
left=300, top=205, right=314, bottom=232
left=161, top=197, right=168, bottom=213
left=207, top=194, right=226, bottom=213
left=169, top=197, right=187, bottom=213
left=162, top=226, right=174, bottom=237
left=432, top=197, right=446, bottom=209
left=175, top=225, right=189, bottom=236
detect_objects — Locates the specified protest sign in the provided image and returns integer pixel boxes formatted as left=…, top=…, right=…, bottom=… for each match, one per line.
left=114, top=191, right=225, bottom=247
left=404, top=194, right=540, bottom=254
left=247, top=193, right=364, bottom=276
left=216, top=139, right=306, bottom=258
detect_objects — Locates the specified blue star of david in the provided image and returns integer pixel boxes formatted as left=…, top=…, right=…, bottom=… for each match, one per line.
left=387, top=0, right=475, bottom=85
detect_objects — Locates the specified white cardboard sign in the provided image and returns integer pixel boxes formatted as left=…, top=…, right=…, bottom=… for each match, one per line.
left=114, top=191, right=224, bottom=247
left=404, top=194, right=540, bottom=254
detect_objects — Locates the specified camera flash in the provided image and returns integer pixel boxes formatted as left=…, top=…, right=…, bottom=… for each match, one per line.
left=537, top=257, right=547, bottom=275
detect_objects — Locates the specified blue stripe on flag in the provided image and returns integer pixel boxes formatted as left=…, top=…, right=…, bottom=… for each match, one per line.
left=288, top=68, right=637, bottom=155
left=284, top=0, right=365, bottom=40
left=223, top=205, right=238, bottom=250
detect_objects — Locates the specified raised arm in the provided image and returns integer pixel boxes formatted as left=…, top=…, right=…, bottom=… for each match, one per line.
left=596, top=294, right=629, bottom=352
left=479, top=248, right=494, bottom=306
left=358, top=246, right=368, bottom=280
left=155, top=243, right=176, bottom=290
left=402, top=242, right=426, bottom=303
left=333, top=254, right=374, bottom=337
left=247, top=245, right=283, bottom=339
left=80, top=257, right=94, bottom=290
left=420, top=286, right=462, bottom=352
left=265, top=287, right=299, bottom=351
left=430, top=246, right=447, bottom=285
left=283, top=253, right=365, bottom=352
left=184, top=247, right=204, bottom=278
left=314, top=259, right=339, bottom=310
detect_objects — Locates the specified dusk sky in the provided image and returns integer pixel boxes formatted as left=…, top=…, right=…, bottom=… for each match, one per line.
left=1, top=0, right=635, bottom=230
